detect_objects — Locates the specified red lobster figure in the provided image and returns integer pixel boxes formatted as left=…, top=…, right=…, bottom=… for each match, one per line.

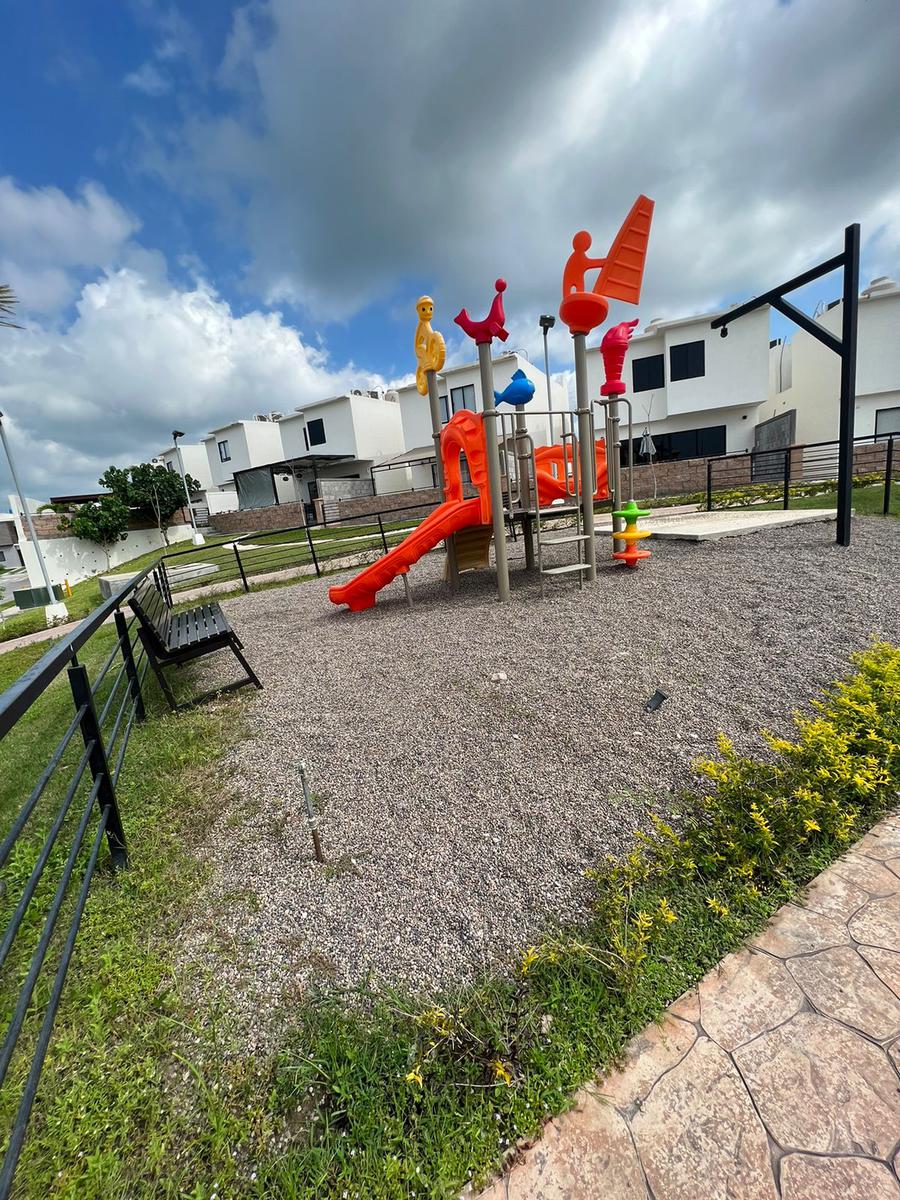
left=600, top=319, right=640, bottom=396
left=455, top=279, right=509, bottom=346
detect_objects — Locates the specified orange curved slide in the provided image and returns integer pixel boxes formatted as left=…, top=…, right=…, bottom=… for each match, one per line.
left=534, top=441, right=609, bottom=504
left=328, top=495, right=486, bottom=612
left=330, top=409, right=491, bottom=612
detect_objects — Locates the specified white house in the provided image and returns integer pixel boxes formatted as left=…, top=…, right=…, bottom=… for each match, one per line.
left=758, top=276, right=900, bottom=445
left=585, top=307, right=771, bottom=466
left=392, top=352, right=569, bottom=491
left=202, top=417, right=285, bottom=495
left=276, top=389, right=406, bottom=505
left=157, top=442, right=214, bottom=492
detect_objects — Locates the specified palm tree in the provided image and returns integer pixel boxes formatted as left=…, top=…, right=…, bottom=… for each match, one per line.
left=1, top=283, right=22, bottom=329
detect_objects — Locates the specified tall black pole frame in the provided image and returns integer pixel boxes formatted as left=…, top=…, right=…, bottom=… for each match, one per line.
left=711, top=222, right=860, bottom=546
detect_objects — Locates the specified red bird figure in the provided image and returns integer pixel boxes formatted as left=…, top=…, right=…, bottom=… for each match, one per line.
left=454, top=279, right=509, bottom=345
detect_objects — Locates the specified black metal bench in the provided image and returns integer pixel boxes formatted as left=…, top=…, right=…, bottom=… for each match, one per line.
left=130, top=578, right=262, bottom=711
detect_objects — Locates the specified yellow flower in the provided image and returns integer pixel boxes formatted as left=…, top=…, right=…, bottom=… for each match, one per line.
left=657, top=898, right=677, bottom=924
left=803, top=818, right=820, bottom=833
left=521, top=946, right=539, bottom=975
left=491, top=1060, right=512, bottom=1086
left=405, top=1066, right=423, bottom=1086
left=706, top=897, right=730, bottom=918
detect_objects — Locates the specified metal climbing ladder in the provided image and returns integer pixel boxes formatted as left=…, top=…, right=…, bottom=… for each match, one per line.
left=532, top=415, right=592, bottom=596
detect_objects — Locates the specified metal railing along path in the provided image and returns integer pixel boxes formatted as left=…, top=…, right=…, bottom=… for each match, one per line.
left=0, top=563, right=167, bottom=1198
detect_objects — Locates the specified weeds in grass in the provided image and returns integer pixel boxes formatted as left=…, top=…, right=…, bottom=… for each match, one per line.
left=3, top=643, right=898, bottom=1199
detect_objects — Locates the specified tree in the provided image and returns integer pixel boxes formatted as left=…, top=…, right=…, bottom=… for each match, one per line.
left=1, top=283, right=22, bottom=330
left=61, top=497, right=130, bottom=571
left=99, top=462, right=201, bottom=545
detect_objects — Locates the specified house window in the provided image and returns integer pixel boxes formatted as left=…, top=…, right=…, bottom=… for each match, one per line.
left=217, top=440, right=231, bottom=463
left=307, top=418, right=326, bottom=446
left=621, top=424, right=725, bottom=465
left=875, top=406, right=900, bottom=439
left=632, top=353, right=664, bottom=393
left=669, top=340, right=705, bottom=382
left=0, top=549, right=5, bottom=562
left=166, top=461, right=175, bottom=472
left=439, top=394, right=449, bottom=424
left=450, top=384, right=477, bottom=413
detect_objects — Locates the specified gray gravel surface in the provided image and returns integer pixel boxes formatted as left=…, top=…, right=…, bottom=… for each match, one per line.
left=181, top=516, right=900, bottom=1042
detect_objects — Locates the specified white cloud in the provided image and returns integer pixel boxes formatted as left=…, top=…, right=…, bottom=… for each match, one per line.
left=123, top=62, right=171, bottom=96
left=155, top=0, right=900, bottom=329
left=0, top=265, right=386, bottom=498
left=0, top=178, right=140, bottom=315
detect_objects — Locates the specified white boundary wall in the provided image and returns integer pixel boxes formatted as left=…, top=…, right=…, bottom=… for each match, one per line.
left=9, top=499, right=193, bottom=589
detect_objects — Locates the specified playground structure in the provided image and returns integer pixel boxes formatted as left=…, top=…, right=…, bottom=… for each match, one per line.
left=328, top=196, right=655, bottom=612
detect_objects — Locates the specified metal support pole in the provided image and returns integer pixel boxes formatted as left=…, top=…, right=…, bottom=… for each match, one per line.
left=884, top=436, right=894, bottom=516
left=114, top=610, right=145, bottom=722
left=836, top=223, right=860, bottom=547
left=68, top=664, right=128, bottom=869
left=477, top=342, right=510, bottom=602
left=782, top=448, right=791, bottom=510
left=426, top=368, right=458, bottom=585
left=542, top=324, right=554, bottom=443
left=233, top=543, right=250, bottom=592
left=514, top=411, right=535, bottom=568
left=305, top=526, right=321, bottom=577
left=173, top=435, right=204, bottom=546
left=706, top=459, right=713, bottom=512
left=0, top=412, right=66, bottom=615
left=572, top=334, right=597, bottom=582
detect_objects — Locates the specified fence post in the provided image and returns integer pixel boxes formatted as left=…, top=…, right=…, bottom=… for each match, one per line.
left=114, top=610, right=145, bottom=722
left=155, top=560, right=173, bottom=608
left=884, top=436, right=894, bottom=516
left=377, top=514, right=389, bottom=555
left=305, top=526, right=321, bottom=577
left=706, top=459, right=713, bottom=512
left=233, top=542, right=250, bottom=593
left=68, top=664, right=128, bottom=869
left=782, top=448, right=791, bottom=510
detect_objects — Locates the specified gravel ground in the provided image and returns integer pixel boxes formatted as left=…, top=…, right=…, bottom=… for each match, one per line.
left=181, top=516, right=900, bottom=1042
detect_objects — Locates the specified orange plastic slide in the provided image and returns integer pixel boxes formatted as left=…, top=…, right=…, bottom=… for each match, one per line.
left=329, top=410, right=492, bottom=612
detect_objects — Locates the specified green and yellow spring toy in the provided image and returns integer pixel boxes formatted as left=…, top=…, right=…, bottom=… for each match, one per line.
left=612, top=499, right=651, bottom=568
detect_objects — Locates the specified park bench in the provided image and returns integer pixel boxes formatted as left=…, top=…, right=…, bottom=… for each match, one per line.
left=130, top=578, right=262, bottom=711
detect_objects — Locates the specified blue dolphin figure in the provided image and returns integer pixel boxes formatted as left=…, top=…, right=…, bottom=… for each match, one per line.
left=494, top=368, right=535, bottom=407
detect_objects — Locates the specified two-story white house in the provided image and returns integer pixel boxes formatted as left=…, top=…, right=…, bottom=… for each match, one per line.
left=585, top=307, right=771, bottom=467
left=391, top=352, right=569, bottom=491
left=157, top=442, right=215, bottom=492
left=759, top=276, right=900, bottom=445
left=201, top=417, right=286, bottom=501
left=273, top=389, right=406, bottom=509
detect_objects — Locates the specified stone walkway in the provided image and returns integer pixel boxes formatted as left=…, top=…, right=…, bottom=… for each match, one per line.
left=476, top=814, right=900, bottom=1199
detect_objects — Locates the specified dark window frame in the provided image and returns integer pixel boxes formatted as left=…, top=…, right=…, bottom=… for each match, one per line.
left=620, top=423, right=725, bottom=466
left=669, top=339, right=706, bottom=382
left=450, top=383, right=477, bottom=413
left=307, top=417, right=326, bottom=447
left=632, top=353, right=665, bottom=393
left=217, top=439, right=231, bottom=463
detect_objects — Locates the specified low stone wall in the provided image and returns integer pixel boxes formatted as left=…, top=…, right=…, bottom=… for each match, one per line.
left=210, top=500, right=307, bottom=535
left=21, top=508, right=188, bottom=540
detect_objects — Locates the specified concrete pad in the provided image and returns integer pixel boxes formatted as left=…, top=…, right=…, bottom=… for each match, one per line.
left=634, top=509, right=837, bottom=542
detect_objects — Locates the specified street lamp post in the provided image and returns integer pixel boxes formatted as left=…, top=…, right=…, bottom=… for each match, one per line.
left=171, top=430, right=205, bottom=546
left=0, top=409, right=69, bottom=621
left=539, top=315, right=556, bottom=442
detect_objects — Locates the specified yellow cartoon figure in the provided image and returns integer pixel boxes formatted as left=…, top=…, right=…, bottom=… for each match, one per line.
left=414, top=295, right=446, bottom=395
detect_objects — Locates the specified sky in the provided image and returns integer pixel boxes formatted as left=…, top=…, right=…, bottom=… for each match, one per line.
left=0, top=0, right=898, bottom=500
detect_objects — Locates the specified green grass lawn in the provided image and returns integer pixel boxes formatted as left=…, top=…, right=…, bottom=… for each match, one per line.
left=750, top=482, right=899, bottom=516
left=2, top=626, right=898, bottom=1198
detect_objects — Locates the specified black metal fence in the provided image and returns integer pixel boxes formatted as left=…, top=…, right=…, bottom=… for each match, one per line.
left=703, top=433, right=895, bottom=514
left=158, top=506, right=432, bottom=599
left=0, top=563, right=167, bottom=1198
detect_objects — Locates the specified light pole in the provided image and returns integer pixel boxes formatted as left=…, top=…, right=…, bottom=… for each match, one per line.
left=539, top=314, right=556, bottom=442
left=171, top=430, right=205, bottom=546
left=0, top=409, right=69, bottom=620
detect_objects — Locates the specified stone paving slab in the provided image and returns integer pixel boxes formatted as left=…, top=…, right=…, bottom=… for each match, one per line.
left=474, top=814, right=900, bottom=1200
